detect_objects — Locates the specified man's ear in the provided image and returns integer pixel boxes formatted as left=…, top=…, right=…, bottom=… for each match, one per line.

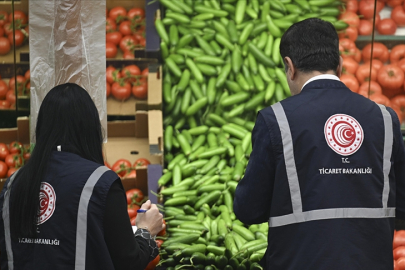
left=284, top=57, right=296, bottom=81
left=336, top=56, right=343, bottom=78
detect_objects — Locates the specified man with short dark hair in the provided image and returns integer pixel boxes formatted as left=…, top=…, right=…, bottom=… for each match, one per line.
left=234, top=18, right=405, bottom=269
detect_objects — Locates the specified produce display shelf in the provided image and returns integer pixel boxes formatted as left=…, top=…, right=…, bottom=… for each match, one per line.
left=355, top=35, right=405, bottom=50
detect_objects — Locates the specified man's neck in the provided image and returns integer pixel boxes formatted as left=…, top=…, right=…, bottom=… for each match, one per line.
left=297, top=70, right=337, bottom=91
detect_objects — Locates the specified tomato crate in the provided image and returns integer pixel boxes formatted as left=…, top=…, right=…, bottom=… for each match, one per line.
left=106, top=60, right=162, bottom=116
left=0, top=116, right=29, bottom=186
left=105, top=110, right=163, bottom=195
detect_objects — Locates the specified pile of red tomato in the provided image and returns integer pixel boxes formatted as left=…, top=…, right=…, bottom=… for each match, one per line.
left=106, top=65, right=148, bottom=100
left=394, top=230, right=405, bottom=269
left=0, top=141, right=30, bottom=179
left=106, top=6, right=146, bottom=59
left=340, top=0, right=405, bottom=38
left=0, top=10, right=29, bottom=56
left=0, top=70, right=30, bottom=110
left=105, top=157, right=151, bottom=180
left=339, top=38, right=405, bottom=123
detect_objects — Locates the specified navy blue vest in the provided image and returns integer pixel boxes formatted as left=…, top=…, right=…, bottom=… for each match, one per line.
left=0, top=151, right=118, bottom=270
left=258, top=80, right=400, bottom=269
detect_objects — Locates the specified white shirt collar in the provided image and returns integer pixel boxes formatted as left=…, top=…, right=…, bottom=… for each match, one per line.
left=301, top=74, right=340, bottom=90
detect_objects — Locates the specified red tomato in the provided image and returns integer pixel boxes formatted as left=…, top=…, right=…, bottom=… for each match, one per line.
left=9, top=141, right=22, bottom=154
left=358, top=19, right=373, bottom=36
left=387, top=0, right=404, bottom=7
left=371, top=13, right=381, bottom=26
left=391, top=96, right=405, bottom=120
left=126, top=188, right=144, bottom=204
left=111, top=81, right=131, bottom=101
left=0, top=161, right=7, bottom=178
left=356, top=65, right=377, bottom=83
left=155, top=239, right=164, bottom=249
left=106, top=42, right=118, bottom=58
left=142, top=68, right=149, bottom=77
left=0, top=11, right=8, bottom=27
left=130, top=216, right=136, bottom=226
left=119, top=35, right=137, bottom=53
left=106, top=83, right=111, bottom=98
left=378, top=64, right=405, bottom=91
left=396, top=58, right=405, bottom=73
left=394, top=246, right=405, bottom=260
left=127, top=207, right=137, bottom=219
left=124, top=169, right=136, bottom=179
left=157, top=220, right=166, bottom=237
left=133, top=33, right=143, bottom=44
left=339, top=38, right=357, bottom=60
left=0, top=37, right=11, bottom=55
left=342, top=57, right=359, bottom=74
left=128, top=203, right=140, bottom=211
left=354, top=48, right=362, bottom=62
left=338, top=26, right=358, bottom=41
left=398, top=257, right=405, bottom=270
left=0, top=80, right=7, bottom=99
left=3, top=23, right=12, bottom=36
left=23, top=151, right=30, bottom=161
left=369, top=94, right=391, bottom=106
left=127, top=8, right=145, bottom=23
left=343, top=0, right=359, bottom=13
left=109, top=7, right=127, bottom=23
left=377, top=18, right=397, bottom=35
left=119, top=20, right=133, bottom=36
left=0, top=143, right=9, bottom=161
left=395, top=260, right=399, bottom=270
left=133, top=158, right=151, bottom=168
left=132, top=83, right=148, bottom=99
left=391, top=45, right=405, bottom=64
left=358, top=81, right=383, bottom=97
left=121, top=65, right=141, bottom=82
left=145, top=255, right=160, bottom=270
left=106, top=66, right=121, bottom=85
left=5, top=154, right=22, bottom=168
left=362, top=42, right=390, bottom=63
left=394, top=230, right=405, bottom=249
left=364, top=59, right=384, bottom=72
left=6, top=90, right=15, bottom=105
left=339, top=11, right=360, bottom=28
left=111, top=159, right=131, bottom=177
left=106, top=17, right=117, bottom=32
left=0, top=27, right=4, bottom=38
left=7, top=167, right=17, bottom=178
left=341, top=74, right=360, bottom=92
left=0, top=100, right=10, bottom=109
left=9, top=75, right=25, bottom=93
left=8, top=29, right=24, bottom=47
left=123, top=51, right=135, bottom=59
left=392, top=5, right=405, bottom=26
left=8, top=10, right=28, bottom=26
left=106, top=31, right=122, bottom=46
left=138, top=36, right=146, bottom=48
left=359, top=0, right=385, bottom=19
left=24, top=69, right=30, bottom=80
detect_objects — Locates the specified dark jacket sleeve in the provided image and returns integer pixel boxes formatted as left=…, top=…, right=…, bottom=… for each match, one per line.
left=387, top=108, right=405, bottom=221
left=234, top=112, right=276, bottom=225
left=103, top=179, right=154, bottom=270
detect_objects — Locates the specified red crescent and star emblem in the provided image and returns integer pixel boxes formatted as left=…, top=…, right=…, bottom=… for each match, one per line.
left=324, top=114, right=364, bottom=156
left=37, top=182, right=56, bottom=225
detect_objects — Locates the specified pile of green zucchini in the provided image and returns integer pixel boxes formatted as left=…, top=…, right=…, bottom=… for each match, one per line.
left=155, top=0, right=347, bottom=269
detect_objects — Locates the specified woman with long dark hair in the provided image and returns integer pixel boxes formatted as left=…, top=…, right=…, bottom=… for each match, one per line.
left=0, top=83, right=164, bottom=269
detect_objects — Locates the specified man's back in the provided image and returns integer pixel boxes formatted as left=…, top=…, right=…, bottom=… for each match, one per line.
left=259, top=79, right=402, bottom=269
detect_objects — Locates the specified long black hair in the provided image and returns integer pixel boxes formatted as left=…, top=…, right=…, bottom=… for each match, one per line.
left=10, top=83, right=104, bottom=238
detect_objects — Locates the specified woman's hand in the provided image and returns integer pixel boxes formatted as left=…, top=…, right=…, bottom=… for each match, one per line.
left=135, top=200, right=165, bottom=237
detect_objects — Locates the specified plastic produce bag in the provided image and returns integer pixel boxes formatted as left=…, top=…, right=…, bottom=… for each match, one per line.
left=29, top=0, right=107, bottom=141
